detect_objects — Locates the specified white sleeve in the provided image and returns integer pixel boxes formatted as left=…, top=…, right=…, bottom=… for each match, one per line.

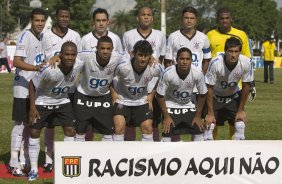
left=165, top=34, right=174, bottom=60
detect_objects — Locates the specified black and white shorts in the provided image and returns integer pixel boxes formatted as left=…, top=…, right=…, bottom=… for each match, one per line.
left=12, top=98, right=30, bottom=122
left=114, top=103, right=153, bottom=127
left=74, top=91, right=114, bottom=135
left=163, top=107, right=202, bottom=136
left=213, top=92, right=241, bottom=126
left=30, top=103, right=76, bottom=130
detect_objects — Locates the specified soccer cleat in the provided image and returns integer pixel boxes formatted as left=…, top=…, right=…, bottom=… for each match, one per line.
left=8, top=166, right=26, bottom=177
left=43, top=163, right=53, bottom=173
left=28, top=170, right=39, bottom=181
left=248, top=87, right=256, bottom=102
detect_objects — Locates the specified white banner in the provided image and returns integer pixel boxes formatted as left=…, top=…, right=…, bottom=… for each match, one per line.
left=55, top=141, right=282, bottom=184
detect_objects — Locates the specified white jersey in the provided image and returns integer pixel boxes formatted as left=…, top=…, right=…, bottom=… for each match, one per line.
left=157, top=65, right=207, bottom=108
left=76, top=51, right=122, bottom=96
left=0, top=41, right=7, bottom=58
left=205, top=54, right=252, bottom=97
left=32, top=59, right=84, bottom=105
left=81, top=31, right=123, bottom=54
left=13, top=30, right=45, bottom=98
left=42, top=28, right=82, bottom=61
left=123, top=28, right=166, bottom=60
left=165, top=30, right=211, bottom=70
left=114, top=58, right=163, bottom=106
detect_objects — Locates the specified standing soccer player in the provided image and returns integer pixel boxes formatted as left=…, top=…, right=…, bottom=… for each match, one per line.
left=205, top=37, right=252, bottom=141
left=165, top=6, right=211, bottom=73
left=122, top=7, right=166, bottom=141
left=74, top=36, right=122, bottom=142
left=157, top=47, right=206, bottom=142
left=41, top=5, right=81, bottom=172
left=8, top=8, right=46, bottom=177
left=112, top=40, right=163, bottom=142
left=206, top=7, right=254, bottom=139
left=28, top=41, right=82, bottom=181
left=82, top=8, right=123, bottom=53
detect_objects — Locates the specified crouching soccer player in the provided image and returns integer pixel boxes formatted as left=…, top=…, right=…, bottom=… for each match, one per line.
left=27, top=41, right=82, bottom=181
left=204, top=37, right=252, bottom=140
left=157, top=47, right=207, bottom=141
left=112, top=40, right=163, bottom=141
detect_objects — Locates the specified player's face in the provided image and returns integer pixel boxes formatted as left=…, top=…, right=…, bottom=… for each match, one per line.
left=60, top=46, right=77, bottom=68
left=225, top=46, right=241, bottom=66
left=94, top=13, right=109, bottom=35
left=56, top=10, right=70, bottom=29
left=97, top=42, right=113, bottom=63
left=182, top=12, right=197, bottom=30
left=177, top=51, right=192, bottom=72
left=134, top=51, right=151, bottom=69
left=137, top=8, right=153, bottom=29
left=218, top=12, right=232, bottom=30
left=30, top=14, right=46, bottom=36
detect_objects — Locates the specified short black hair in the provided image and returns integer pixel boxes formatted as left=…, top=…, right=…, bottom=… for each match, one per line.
left=176, top=47, right=192, bottom=61
left=133, top=40, right=153, bottom=55
left=138, top=7, right=154, bottom=16
left=61, top=41, right=77, bottom=53
left=30, top=8, right=47, bottom=20
left=182, top=6, right=198, bottom=18
left=97, top=36, right=113, bottom=47
left=56, top=5, right=70, bottom=16
left=93, top=8, right=109, bottom=20
left=217, top=7, right=232, bottom=19
left=225, top=37, right=242, bottom=51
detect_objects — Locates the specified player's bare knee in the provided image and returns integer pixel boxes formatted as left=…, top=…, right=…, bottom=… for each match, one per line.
left=63, top=127, right=76, bottom=137
left=30, top=129, right=41, bottom=139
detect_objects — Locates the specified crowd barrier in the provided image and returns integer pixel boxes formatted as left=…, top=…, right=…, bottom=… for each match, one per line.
left=55, top=141, right=282, bottom=184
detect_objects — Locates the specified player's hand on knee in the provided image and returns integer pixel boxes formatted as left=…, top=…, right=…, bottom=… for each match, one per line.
left=162, top=116, right=175, bottom=134
left=235, top=111, right=247, bottom=124
left=28, top=107, right=40, bottom=125
left=192, top=116, right=204, bottom=132
left=205, top=114, right=216, bottom=127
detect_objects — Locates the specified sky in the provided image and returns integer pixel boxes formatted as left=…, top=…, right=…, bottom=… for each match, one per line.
left=276, top=0, right=282, bottom=8
left=93, top=0, right=136, bottom=17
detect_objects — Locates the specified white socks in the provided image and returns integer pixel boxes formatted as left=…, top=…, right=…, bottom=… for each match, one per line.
left=9, top=122, right=24, bottom=167
left=75, top=134, right=86, bottom=141
left=234, top=121, right=245, bottom=140
left=142, top=134, right=153, bottom=142
left=204, top=123, right=215, bottom=141
left=64, top=136, right=75, bottom=142
left=102, top=135, right=113, bottom=141
left=193, top=134, right=204, bottom=141
left=29, top=138, right=40, bottom=173
left=113, top=134, right=124, bottom=141
left=162, top=137, right=172, bottom=142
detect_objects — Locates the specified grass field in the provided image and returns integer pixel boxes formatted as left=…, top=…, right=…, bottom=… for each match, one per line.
left=0, top=68, right=281, bottom=183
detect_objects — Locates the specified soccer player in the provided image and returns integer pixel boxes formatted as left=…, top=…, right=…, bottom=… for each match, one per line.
left=165, top=6, right=211, bottom=73
left=206, top=7, right=254, bottom=139
left=82, top=8, right=123, bottom=53
left=41, top=5, right=82, bottom=172
left=205, top=37, right=252, bottom=141
left=157, top=47, right=206, bottom=142
left=122, top=7, right=166, bottom=141
left=81, top=8, right=123, bottom=141
left=28, top=41, right=82, bottom=181
left=74, top=36, right=122, bottom=142
left=112, top=40, right=163, bottom=142
left=8, top=8, right=46, bottom=177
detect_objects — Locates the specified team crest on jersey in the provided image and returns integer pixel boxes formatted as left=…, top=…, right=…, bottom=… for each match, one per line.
left=106, top=67, right=114, bottom=75
left=194, top=42, right=200, bottom=49
left=143, top=74, right=152, bottom=84
left=185, top=80, right=194, bottom=88
left=62, top=156, right=81, bottom=178
left=233, top=71, right=241, bottom=80
left=69, top=74, right=76, bottom=82
left=149, top=40, right=156, bottom=48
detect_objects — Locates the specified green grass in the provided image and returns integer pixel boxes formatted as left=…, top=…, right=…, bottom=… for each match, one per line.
left=0, top=68, right=281, bottom=183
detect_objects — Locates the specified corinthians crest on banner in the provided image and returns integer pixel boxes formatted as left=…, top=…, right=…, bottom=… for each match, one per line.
left=62, top=156, right=81, bottom=177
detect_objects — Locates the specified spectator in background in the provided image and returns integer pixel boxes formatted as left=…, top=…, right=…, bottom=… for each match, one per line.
left=0, top=37, right=12, bottom=73
left=261, top=35, right=276, bottom=84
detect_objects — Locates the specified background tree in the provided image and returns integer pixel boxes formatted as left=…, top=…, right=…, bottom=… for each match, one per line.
left=111, top=10, right=135, bottom=37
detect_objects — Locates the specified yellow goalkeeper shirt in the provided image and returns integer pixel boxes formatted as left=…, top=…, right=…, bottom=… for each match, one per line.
left=207, top=26, right=251, bottom=58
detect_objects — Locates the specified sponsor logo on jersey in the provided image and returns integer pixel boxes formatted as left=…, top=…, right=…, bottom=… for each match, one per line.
left=62, top=156, right=81, bottom=178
